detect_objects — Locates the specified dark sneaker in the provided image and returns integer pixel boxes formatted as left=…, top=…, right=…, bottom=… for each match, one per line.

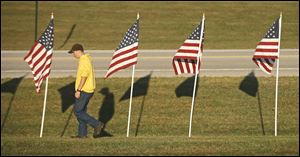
left=71, top=135, right=87, bottom=139
left=93, top=122, right=104, bottom=138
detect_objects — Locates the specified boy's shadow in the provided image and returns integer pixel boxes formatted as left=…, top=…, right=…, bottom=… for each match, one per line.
left=97, top=87, right=115, bottom=137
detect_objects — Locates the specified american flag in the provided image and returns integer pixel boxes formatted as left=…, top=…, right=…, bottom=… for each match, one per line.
left=105, top=18, right=139, bottom=78
left=172, top=19, right=205, bottom=75
left=252, top=17, right=280, bottom=75
left=24, top=16, right=54, bottom=93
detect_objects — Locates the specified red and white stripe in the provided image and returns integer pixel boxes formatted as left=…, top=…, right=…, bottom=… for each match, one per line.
left=252, top=58, right=275, bottom=75
left=173, top=39, right=204, bottom=75
left=254, top=38, right=279, bottom=58
left=174, top=40, right=202, bottom=59
left=105, top=42, right=138, bottom=78
left=252, top=38, right=279, bottom=75
left=24, top=42, right=53, bottom=93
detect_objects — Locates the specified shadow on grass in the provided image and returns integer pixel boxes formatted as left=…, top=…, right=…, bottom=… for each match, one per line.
left=1, top=76, right=25, bottom=133
left=239, top=71, right=265, bottom=135
left=175, top=75, right=199, bottom=98
left=119, top=72, right=152, bottom=136
left=97, top=87, right=115, bottom=137
left=175, top=75, right=200, bottom=136
left=58, top=24, right=76, bottom=49
left=58, top=81, right=75, bottom=137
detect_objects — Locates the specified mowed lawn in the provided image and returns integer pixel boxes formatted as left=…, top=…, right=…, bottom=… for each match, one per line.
left=1, top=77, right=299, bottom=155
left=1, top=1, right=299, bottom=50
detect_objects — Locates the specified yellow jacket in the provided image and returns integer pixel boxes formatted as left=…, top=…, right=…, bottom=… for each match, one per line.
left=75, top=54, right=96, bottom=93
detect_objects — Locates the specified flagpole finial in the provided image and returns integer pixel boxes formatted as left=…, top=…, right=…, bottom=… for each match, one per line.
left=51, top=12, right=54, bottom=19
left=137, top=12, right=140, bottom=20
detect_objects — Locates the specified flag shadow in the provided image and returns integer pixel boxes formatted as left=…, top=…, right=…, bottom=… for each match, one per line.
left=119, top=72, right=152, bottom=136
left=97, top=87, right=115, bottom=137
left=58, top=24, right=76, bottom=49
left=175, top=75, right=199, bottom=98
left=1, top=76, right=25, bottom=133
left=58, top=81, right=75, bottom=137
left=239, top=71, right=265, bottom=135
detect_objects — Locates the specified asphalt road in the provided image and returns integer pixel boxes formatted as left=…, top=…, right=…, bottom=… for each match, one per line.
left=1, top=49, right=299, bottom=78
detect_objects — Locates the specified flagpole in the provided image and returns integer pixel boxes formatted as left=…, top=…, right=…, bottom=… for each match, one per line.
left=126, top=12, right=139, bottom=137
left=40, top=12, right=53, bottom=138
left=275, top=12, right=282, bottom=137
left=127, top=65, right=135, bottom=137
left=34, top=1, right=38, bottom=42
left=40, top=77, right=48, bottom=137
left=189, top=13, right=205, bottom=137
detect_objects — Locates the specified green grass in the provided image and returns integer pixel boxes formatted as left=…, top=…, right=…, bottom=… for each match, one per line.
left=1, top=77, right=299, bottom=155
left=1, top=1, right=299, bottom=50
left=1, top=136, right=298, bottom=155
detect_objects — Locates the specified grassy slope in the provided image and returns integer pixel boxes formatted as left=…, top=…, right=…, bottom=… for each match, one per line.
left=1, top=1, right=299, bottom=50
left=1, top=77, right=299, bottom=155
left=1, top=136, right=298, bottom=155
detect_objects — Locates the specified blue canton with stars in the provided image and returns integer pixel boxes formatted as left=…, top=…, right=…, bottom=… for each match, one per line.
left=187, top=21, right=203, bottom=40
left=38, top=19, right=54, bottom=51
left=263, top=17, right=279, bottom=39
left=117, top=19, right=139, bottom=50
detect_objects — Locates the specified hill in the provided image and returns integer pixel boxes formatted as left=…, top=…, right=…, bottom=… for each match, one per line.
left=1, top=1, right=299, bottom=50
left=1, top=76, right=299, bottom=155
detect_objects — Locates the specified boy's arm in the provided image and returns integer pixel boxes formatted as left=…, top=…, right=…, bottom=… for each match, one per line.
left=75, top=76, right=87, bottom=99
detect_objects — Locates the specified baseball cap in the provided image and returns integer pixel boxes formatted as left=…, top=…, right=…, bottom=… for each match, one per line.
left=68, top=43, right=84, bottom=54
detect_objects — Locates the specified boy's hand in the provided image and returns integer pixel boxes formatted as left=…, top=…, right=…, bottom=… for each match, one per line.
left=75, top=91, right=80, bottom=99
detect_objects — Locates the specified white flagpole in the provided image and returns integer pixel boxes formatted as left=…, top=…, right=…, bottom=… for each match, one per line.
left=275, top=12, right=282, bottom=137
left=127, top=65, right=135, bottom=137
left=189, top=13, right=205, bottom=137
left=40, top=77, right=49, bottom=138
left=126, top=12, right=139, bottom=137
left=40, top=13, right=53, bottom=138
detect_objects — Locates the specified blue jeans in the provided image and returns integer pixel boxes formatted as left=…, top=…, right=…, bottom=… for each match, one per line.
left=73, top=91, right=100, bottom=137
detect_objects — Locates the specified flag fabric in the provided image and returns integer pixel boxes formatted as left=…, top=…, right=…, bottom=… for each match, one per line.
left=172, top=20, right=205, bottom=75
left=24, top=17, right=54, bottom=93
left=105, top=19, right=139, bottom=78
left=252, top=17, right=280, bottom=75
